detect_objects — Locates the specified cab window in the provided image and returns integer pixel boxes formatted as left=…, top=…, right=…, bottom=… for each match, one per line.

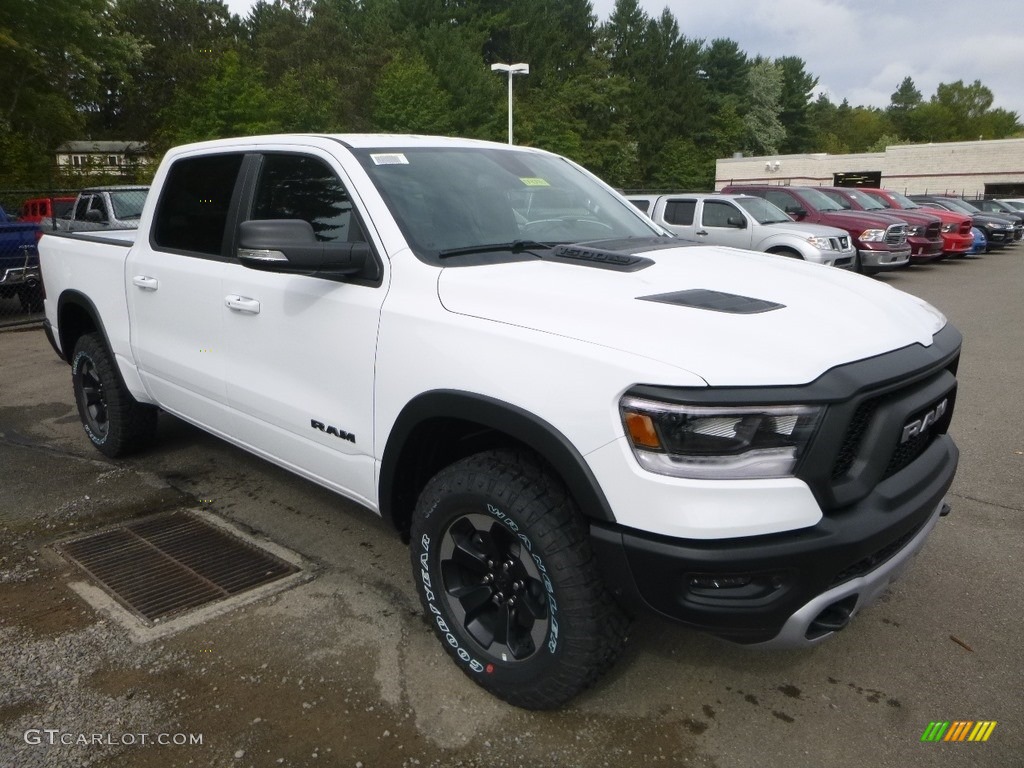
left=248, top=154, right=363, bottom=243
left=152, top=153, right=245, bottom=256
left=663, top=199, right=695, bottom=226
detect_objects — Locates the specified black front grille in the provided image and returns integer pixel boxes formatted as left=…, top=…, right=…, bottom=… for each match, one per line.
left=926, top=222, right=942, bottom=239
left=820, top=368, right=957, bottom=508
left=831, top=398, right=879, bottom=480
left=829, top=515, right=928, bottom=587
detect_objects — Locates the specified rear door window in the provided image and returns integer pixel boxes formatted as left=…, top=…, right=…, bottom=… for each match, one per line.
left=663, top=199, right=696, bottom=225
left=152, top=154, right=245, bottom=256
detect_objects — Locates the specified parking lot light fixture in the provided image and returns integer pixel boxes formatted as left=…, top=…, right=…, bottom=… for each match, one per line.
left=490, top=62, right=529, bottom=145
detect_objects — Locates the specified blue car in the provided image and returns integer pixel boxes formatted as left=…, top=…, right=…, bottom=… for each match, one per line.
left=968, top=227, right=987, bottom=255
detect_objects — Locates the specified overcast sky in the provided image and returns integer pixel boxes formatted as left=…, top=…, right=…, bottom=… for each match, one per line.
left=222, top=0, right=1024, bottom=118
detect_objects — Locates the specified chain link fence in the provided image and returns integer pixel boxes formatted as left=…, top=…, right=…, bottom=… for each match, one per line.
left=1, top=187, right=150, bottom=327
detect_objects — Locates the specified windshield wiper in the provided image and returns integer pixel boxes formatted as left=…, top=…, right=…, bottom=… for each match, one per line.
left=437, top=240, right=557, bottom=259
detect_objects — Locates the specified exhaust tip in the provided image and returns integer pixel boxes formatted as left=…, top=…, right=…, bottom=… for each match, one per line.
left=805, top=595, right=858, bottom=640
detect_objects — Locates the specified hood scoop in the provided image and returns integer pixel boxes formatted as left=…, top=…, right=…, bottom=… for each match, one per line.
left=638, top=289, right=785, bottom=315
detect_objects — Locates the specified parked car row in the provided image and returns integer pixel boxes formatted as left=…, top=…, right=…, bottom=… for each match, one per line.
left=628, top=186, right=1019, bottom=275
left=1, top=186, right=149, bottom=317
left=908, top=195, right=1023, bottom=251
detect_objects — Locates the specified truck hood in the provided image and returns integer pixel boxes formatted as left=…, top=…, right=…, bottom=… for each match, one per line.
left=437, top=244, right=944, bottom=387
left=763, top=221, right=851, bottom=240
left=817, top=209, right=908, bottom=228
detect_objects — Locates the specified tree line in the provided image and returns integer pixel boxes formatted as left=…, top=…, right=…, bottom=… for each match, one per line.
left=2, top=0, right=1020, bottom=191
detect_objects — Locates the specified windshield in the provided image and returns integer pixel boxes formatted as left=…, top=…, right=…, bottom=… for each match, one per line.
left=887, top=191, right=920, bottom=209
left=735, top=197, right=791, bottom=224
left=842, top=188, right=886, bottom=210
left=354, top=146, right=663, bottom=261
left=109, top=190, right=147, bottom=219
left=942, top=198, right=979, bottom=214
left=799, top=187, right=844, bottom=212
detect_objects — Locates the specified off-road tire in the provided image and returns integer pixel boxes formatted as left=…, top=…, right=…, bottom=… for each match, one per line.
left=71, top=333, right=158, bottom=458
left=410, top=449, right=630, bottom=709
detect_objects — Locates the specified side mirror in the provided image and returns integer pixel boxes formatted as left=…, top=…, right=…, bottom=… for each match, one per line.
left=85, top=209, right=104, bottom=223
left=787, top=206, right=807, bottom=219
left=237, top=219, right=369, bottom=277
left=726, top=216, right=746, bottom=229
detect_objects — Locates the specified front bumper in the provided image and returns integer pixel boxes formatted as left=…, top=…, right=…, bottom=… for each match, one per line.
left=908, top=236, right=944, bottom=262
left=858, top=246, right=911, bottom=270
left=590, top=434, right=957, bottom=646
left=941, top=232, right=973, bottom=255
left=0, top=265, right=40, bottom=289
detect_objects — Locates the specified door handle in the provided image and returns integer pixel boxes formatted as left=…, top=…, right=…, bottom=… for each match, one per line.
left=132, top=275, right=159, bottom=290
left=696, top=230, right=709, bottom=236
left=225, top=295, right=261, bottom=314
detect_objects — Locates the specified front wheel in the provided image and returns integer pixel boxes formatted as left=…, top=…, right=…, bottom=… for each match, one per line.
left=72, top=333, right=158, bottom=458
left=410, top=450, right=629, bottom=709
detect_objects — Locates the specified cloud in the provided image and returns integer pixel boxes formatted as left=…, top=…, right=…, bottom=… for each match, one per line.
left=592, top=0, right=1024, bottom=115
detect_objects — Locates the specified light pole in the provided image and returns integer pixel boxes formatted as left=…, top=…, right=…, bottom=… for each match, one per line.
left=490, top=62, right=529, bottom=145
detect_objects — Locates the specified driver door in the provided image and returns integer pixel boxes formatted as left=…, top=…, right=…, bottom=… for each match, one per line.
left=221, top=150, right=388, bottom=507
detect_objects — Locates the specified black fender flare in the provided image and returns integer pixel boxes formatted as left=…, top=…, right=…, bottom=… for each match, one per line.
left=379, top=390, right=617, bottom=526
left=55, top=289, right=112, bottom=364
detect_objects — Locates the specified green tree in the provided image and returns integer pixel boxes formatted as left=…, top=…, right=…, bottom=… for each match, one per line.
left=0, top=0, right=142, bottom=185
left=599, top=2, right=708, bottom=185
left=701, top=39, right=749, bottom=104
left=776, top=56, right=817, bottom=153
left=109, top=0, right=240, bottom=139
left=157, top=50, right=280, bottom=147
left=372, top=52, right=454, bottom=134
left=886, top=76, right=922, bottom=138
left=743, top=58, right=784, bottom=155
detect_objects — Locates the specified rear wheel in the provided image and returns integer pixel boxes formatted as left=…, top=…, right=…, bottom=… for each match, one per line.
left=410, top=450, right=629, bottom=709
left=72, top=333, right=158, bottom=457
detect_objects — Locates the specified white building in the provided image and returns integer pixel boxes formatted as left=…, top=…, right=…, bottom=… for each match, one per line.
left=56, top=141, right=150, bottom=173
left=715, top=138, right=1024, bottom=198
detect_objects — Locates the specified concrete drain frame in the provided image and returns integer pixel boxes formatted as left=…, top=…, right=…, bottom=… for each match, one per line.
left=54, top=509, right=310, bottom=641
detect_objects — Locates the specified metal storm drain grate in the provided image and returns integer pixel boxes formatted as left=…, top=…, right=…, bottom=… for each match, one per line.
left=57, top=512, right=300, bottom=623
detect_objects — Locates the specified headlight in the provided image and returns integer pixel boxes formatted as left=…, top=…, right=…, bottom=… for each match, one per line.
left=909, top=225, right=925, bottom=236
left=941, top=222, right=957, bottom=233
left=805, top=235, right=836, bottom=250
left=620, top=397, right=824, bottom=480
left=859, top=228, right=886, bottom=242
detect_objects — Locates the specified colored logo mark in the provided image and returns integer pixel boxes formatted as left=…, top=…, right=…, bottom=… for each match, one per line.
left=921, top=721, right=997, bottom=742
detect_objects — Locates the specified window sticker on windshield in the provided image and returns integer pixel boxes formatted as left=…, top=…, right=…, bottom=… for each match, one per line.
left=370, top=153, right=409, bottom=165
left=520, top=177, right=551, bottom=187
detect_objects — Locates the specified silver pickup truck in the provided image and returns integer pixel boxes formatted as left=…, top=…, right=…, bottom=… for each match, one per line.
left=627, top=193, right=856, bottom=268
left=40, top=186, right=149, bottom=233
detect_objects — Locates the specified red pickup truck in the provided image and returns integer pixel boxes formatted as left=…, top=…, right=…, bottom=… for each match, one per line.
left=20, top=196, right=76, bottom=225
left=816, top=187, right=944, bottom=264
left=856, top=189, right=973, bottom=258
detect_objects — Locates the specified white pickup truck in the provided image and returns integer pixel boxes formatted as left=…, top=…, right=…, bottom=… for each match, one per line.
left=40, top=134, right=961, bottom=709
